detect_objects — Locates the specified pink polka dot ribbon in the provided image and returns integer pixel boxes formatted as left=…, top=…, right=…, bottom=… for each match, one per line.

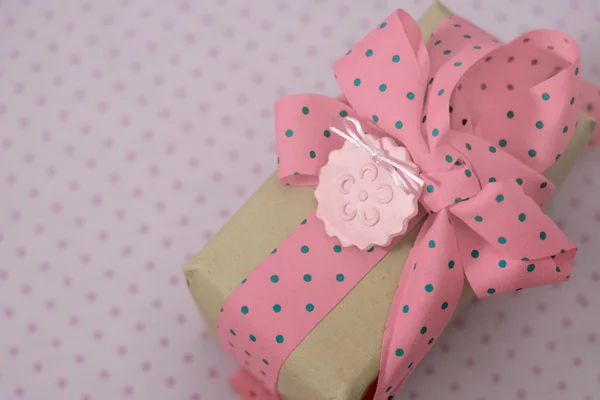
left=218, top=9, right=586, bottom=400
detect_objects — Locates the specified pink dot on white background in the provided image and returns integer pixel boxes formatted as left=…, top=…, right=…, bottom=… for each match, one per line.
left=2, top=1, right=600, bottom=400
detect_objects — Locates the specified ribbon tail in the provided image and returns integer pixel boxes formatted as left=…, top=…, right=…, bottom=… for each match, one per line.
left=374, top=210, right=465, bottom=399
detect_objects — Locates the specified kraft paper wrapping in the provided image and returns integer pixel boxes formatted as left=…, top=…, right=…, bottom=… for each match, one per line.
left=183, top=2, right=596, bottom=399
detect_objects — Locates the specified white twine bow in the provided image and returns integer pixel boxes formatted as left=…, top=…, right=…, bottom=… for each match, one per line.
left=329, top=117, right=425, bottom=195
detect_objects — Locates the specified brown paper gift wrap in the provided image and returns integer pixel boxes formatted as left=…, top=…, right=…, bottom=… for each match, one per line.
left=183, top=3, right=597, bottom=400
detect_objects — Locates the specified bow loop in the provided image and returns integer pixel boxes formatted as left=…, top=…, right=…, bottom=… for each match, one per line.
left=437, top=25, right=582, bottom=172
left=447, top=131, right=554, bottom=206
left=333, top=10, right=430, bottom=155
left=450, top=180, right=576, bottom=298
left=274, top=94, right=357, bottom=186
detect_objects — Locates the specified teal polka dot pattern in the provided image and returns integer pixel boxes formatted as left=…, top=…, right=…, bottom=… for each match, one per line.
left=309, top=151, right=316, bottom=159
left=542, top=93, right=550, bottom=100
left=219, top=17, right=585, bottom=396
left=519, top=213, right=526, bottom=222
left=250, top=334, right=256, bottom=342
left=535, top=121, right=544, bottom=129
left=275, top=335, right=284, bottom=344
left=527, top=264, right=536, bottom=272
left=285, top=129, right=293, bottom=137
left=241, top=306, right=249, bottom=314
left=395, top=348, right=405, bottom=357
left=301, top=106, right=309, bottom=115
left=270, top=275, right=279, bottom=283
left=540, top=231, right=547, bottom=240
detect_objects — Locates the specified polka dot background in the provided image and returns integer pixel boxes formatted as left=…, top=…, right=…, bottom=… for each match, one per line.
left=0, top=1, right=599, bottom=400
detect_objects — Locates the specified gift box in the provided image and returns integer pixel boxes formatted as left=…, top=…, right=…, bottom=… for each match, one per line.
left=184, top=1, right=597, bottom=400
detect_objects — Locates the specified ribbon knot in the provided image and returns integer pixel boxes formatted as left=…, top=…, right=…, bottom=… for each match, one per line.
left=329, top=116, right=425, bottom=195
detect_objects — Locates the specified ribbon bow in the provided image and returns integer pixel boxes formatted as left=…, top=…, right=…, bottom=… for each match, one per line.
left=220, top=10, right=584, bottom=400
